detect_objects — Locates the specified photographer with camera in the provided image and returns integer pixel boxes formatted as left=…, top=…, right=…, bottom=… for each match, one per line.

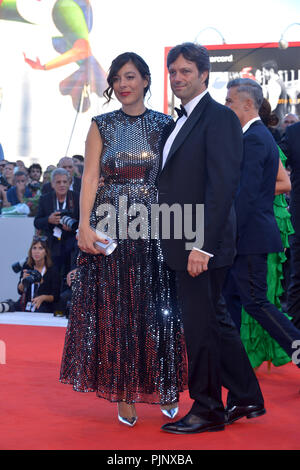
left=11, top=236, right=60, bottom=313
left=53, top=241, right=79, bottom=317
left=27, top=163, right=43, bottom=198
left=34, top=168, right=79, bottom=288
left=28, top=163, right=42, bottom=186
left=54, top=267, right=78, bottom=318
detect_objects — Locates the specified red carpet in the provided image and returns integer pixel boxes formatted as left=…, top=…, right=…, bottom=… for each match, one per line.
left=0, top=324, right=300, bottom=450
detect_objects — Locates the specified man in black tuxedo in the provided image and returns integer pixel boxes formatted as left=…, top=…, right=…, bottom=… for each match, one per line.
left=158, top=43, right=265, bottom=435
left=280, top=122, right=300, bottom=328
left=223, top=78, right=300, bottom=363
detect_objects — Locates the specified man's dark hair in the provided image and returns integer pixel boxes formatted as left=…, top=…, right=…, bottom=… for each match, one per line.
left=262, top=60, right=278, bottom=73
left=13, top=171, right=27, bottom=180
left=167, top=42, right=211, bottom=87
left=72, top=154, right=84, bottom=163
left=28, top=163, right=42, bottom=173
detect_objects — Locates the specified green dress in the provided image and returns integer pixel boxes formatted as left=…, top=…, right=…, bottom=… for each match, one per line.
left=240, top=148, right=294, bottom=368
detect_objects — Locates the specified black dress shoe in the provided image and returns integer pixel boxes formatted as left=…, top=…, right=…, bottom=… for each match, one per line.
left=225, top=405, right=266, bottom=424
left=161, top=413, right=225, bottom=434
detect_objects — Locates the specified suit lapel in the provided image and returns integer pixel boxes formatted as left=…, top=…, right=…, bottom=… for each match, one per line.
left=161, top=93, right=211, bottom=171
left=158, top=119, right=176, bottom=173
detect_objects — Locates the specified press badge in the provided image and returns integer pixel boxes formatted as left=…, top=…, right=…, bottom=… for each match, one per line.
left=25, top=302, right=36, bottom=312
left=53, top=226, right=62, bottom=239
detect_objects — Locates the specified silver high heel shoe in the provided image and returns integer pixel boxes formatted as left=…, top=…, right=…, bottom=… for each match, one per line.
left=160, top=403, right=179, bottom=419
left=117, top=403, right=138, bottom=427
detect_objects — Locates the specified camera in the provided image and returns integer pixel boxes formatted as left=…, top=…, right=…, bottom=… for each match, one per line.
left=0, top=174, right=9, bottom=188
left=59, top=210, right=78, bottom=231
left=11, top=258, right=28, bottom=273
left=22, top=269, right=42, bottom=290
left=28, top=181, right=41, bottom=192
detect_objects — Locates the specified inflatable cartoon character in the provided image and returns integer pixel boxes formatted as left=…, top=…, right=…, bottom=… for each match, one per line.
left=0, top=0, right=107, bottom=111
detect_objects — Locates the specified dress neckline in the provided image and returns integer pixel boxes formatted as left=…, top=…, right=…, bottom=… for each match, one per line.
left=120, top=108, right=149, bottom=118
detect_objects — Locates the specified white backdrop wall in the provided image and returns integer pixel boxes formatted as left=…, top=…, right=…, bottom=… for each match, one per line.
left=0, top=0, right=299, bottom=169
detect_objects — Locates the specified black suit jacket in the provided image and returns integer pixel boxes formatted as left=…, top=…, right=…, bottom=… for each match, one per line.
left=157, top=92, right=243, bottom=271
left=236, top=121, right=282, bottom=254
left=280, top=121, right=300, bottom=233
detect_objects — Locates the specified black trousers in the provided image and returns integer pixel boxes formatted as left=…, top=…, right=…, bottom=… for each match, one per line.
left=175, top=266, right=263, bottom=422
left=287, top=234, right=300, bottom=329
left=224, top=253, right=300, bottom=361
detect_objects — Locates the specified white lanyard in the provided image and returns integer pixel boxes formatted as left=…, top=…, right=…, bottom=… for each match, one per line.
left=30, top=266, right=46, bottom=301
left=56, top=198, right=67, bottom=211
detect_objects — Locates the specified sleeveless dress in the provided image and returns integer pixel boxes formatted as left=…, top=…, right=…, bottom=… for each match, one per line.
left=60, top=109, right=188, bottom=405
left=240, top=148, right=294, bottom=368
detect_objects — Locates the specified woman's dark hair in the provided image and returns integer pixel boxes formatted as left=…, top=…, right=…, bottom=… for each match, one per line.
left=103, top=52, right=151, bottom=104
left=259, top=98, right=279, bottom=127
left=27, top=238, right=52, bottom=269
left=167, top=42, right=211, bottom=87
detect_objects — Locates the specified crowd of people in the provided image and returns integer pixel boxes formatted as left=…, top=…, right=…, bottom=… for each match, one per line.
left=1, top=43, right=300, bottom=435
left=0, top=155, right=83, bottom=315
left=0, top=155, right=83, bottom=212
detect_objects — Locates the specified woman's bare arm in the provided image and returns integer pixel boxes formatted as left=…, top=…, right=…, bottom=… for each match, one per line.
left=275, top=159, right=291, bottom=195
left=77, top=121, right=107, bottom=254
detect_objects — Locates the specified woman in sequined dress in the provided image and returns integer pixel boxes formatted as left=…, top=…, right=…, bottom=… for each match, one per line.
left=60, top=52, right=187, bottom=426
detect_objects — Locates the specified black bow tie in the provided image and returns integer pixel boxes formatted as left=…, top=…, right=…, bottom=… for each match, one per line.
left=174, top=105, right=187, bottom=118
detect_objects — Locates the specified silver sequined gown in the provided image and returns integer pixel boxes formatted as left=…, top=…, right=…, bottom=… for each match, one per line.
left=60, top=109, right=187, bottom=404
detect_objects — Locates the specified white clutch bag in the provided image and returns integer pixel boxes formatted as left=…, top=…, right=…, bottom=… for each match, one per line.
left=93, top=228, right=117, bottom=256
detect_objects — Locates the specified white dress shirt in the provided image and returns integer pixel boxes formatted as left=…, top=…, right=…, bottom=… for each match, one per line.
left=161, top=90, right=213, bottom=257
left=242, top=117, right=261, bottom=134
left=162, top=90, right=208, bottom=169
